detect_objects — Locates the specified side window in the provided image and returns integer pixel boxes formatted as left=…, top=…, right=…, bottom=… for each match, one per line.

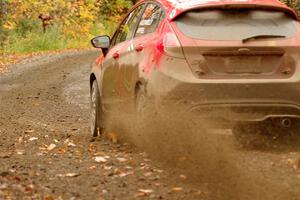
left=135, top=4, right=164, bottom=38
left=114, top=5, right=145, bottom=45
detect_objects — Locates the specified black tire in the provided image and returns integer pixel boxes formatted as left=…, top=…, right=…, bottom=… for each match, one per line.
left=90, top=80, right=104, bottom=137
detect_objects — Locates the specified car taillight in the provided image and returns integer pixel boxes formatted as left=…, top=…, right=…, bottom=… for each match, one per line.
left=157, top=23, right=185, bottom=59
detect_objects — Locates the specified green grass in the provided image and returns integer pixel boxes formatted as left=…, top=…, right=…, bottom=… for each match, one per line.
left=2, top=26, right=93, bottom=54
left=0, top=20, right=117, bottom=55
left=3, top=28, right=84, bottom=54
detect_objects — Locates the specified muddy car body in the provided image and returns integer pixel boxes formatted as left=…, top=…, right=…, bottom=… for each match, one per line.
left=90, top=0, right=300, bottom=138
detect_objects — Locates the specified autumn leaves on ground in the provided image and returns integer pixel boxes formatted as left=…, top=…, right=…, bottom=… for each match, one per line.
left=2, top=50, right=300, bottom=200
left=0, top=51, right=209, bottom=200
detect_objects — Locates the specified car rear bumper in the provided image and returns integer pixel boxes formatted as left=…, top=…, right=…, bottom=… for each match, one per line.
left=146, top=66, right=300, bottom=123
left=187, top=103, right=300, bottom=122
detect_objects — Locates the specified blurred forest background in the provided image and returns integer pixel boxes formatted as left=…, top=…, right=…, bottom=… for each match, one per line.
left=0, top=0, right=138, bottom=55
left=0, top=0, right=298, bottom=55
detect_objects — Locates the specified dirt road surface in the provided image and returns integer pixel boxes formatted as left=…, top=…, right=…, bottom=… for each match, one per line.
left=1, top=51, right=300, bottom=200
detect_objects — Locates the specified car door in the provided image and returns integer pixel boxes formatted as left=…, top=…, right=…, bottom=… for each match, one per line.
left=132, top=3, right=165, bottom=73
left=114, top=4, right=146, bottom=108
left=116, top=3, right=165, bottom=112
left=128, top=3, right=165, bottom=92
left=101, top=5, right=145, bottom=111
left=115, top=3, right=165, bottom=111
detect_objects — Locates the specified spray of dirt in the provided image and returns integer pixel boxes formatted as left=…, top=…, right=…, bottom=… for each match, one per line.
left=104, top=103, right=300, bottom=200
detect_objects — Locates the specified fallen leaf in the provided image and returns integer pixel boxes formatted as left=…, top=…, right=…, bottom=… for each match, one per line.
left=29, top=137, right=38, bottom=142
left=171, top=187, right=183, bottom=192
left=179, top=175, right=187, bottom=180
left=107, top=132, right=118, bottom=144
left=67, top=142, right=76, bottom=147
left=102, top=189, right=108, bottom=194
left=113, top=168, right=122, bottom=175
left=135, top=189, right=153, bottom=197
left=57, top=148, right=66, bottom=154
left=16, top=150, right=25, bottom=155
left=95, top=156, right=107, bottom=163
left=139, top=189, right=153, bottom=194
left=144, top=172, right=153, bottom=177
left=44, top=196, right=54, bottom=200
left=125, top=166, right=133, bottom=170
left=119, top=171, right=133, bottom=177
left=89, top=166, right=97, bottom=170
left=64, top=139, right=76, bottom=147
left=25, top=129, right=35, bottom=134
left=89, top=144, right=97, bottom=153
left=39, top=144, right=48, bottom=151
left=287, top=158, right=295, bottom=164
left=135, top=192, right=147, bottom=198
left=117, top=157, right=127, bottom=162
left=18, top=137, right=23, bottom=143
left=57, top=173, right=80, bottom=177
left=104, top=166, right=112, bottom=170
left=25, top=184, right=34, bottom=193
left=119, top=172, right=129, bottom=177
left=47, top=144, right=56, bottom=151
left=65, top=173, right=80, bottom=177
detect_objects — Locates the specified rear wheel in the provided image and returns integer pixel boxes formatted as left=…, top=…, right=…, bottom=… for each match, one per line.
left=90, top=80, right=104, bottom=137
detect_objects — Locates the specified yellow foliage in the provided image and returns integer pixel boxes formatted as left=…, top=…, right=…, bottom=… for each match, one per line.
left=2, top=0, right=100, bottom=38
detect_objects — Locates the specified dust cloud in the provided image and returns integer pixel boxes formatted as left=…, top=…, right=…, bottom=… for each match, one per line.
left=104, top=104, right=300, bottom=200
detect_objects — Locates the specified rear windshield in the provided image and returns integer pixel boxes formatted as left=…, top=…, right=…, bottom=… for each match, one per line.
left=175, top=9, right=297, bottom=41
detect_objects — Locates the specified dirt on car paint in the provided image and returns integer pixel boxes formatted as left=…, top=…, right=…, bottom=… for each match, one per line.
left=1, top=51, right=300, bottom=200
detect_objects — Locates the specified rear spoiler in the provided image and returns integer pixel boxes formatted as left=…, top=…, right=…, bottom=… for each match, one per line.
left=169, top=4, right=298, bottom=21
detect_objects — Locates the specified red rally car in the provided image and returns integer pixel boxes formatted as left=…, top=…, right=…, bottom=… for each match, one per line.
left=90, top=0, right=300, bottom=144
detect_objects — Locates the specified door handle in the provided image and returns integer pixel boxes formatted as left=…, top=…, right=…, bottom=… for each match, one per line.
left=135, top=44, right=144, bottom=52
left=113, top=51, right=119, bottom=60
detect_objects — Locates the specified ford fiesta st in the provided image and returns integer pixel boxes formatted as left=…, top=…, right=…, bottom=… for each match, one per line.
left=90, top=0, right=300, bottom=145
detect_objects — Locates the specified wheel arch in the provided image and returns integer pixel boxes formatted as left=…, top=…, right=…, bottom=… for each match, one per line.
left=90, top=73, right=97, bottom=92
left=90, top=70, right=103, bottom=96
left=134, top=78, right=147, bottom=97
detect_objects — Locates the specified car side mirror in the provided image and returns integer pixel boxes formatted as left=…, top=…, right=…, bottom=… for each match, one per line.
left=91, top=35, right=110, bottom=49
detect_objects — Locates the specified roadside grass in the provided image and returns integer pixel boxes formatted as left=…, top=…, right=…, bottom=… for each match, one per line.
left=2, top=27, right=88, bottom=54
left=1, top=21, right=117, bottom=55
left=0, top=21, right=116, bottom=68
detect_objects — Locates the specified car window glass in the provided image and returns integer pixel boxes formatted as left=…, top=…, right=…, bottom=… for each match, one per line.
left=114, top=5, right=144, bottom=45
left=175, top=9, right=297, bottom=41
left=135, top=4, right=164, bottom=37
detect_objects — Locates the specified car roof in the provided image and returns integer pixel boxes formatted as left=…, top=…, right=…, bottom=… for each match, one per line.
left=138, top=0, right=297, bottom=20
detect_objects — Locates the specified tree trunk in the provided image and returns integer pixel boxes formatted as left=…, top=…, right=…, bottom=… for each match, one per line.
left=1, top=0, right=6, bottom=20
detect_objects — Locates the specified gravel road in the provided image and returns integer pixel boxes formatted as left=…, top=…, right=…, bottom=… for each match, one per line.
left=1, top=51, right=300, bottom=200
